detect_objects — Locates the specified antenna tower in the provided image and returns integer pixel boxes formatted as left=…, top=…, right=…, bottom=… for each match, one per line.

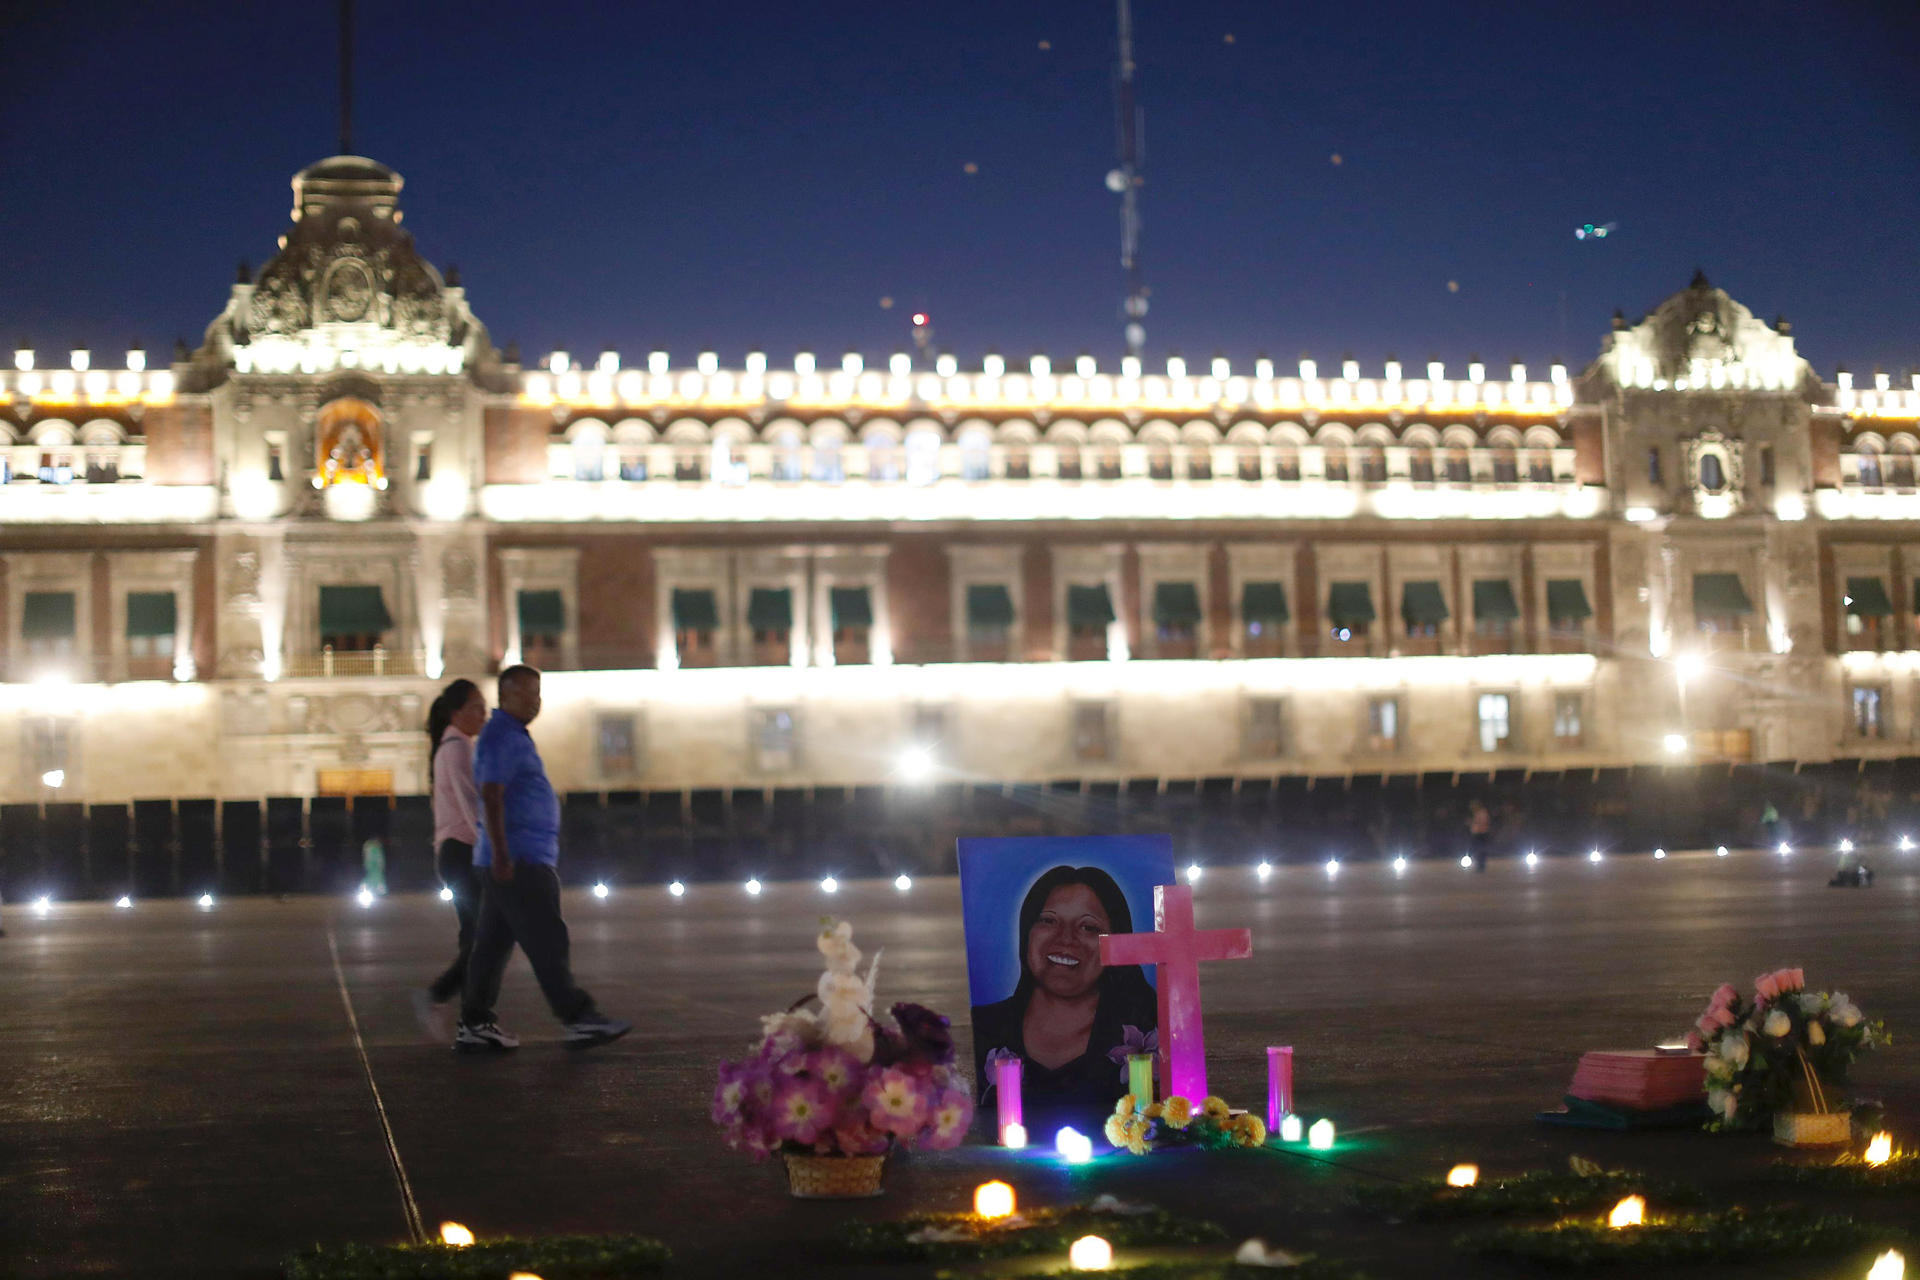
left=338, top=0, right=354, bottom=154
left=1108, top=0, right=1147, bottom=359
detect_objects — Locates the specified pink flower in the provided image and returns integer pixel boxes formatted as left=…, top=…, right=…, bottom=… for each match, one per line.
left=1686, top=1031, right=1705, bottom=1053
left=712, top=1065, right=749, bottom=1127
left=1709, top=983, right=1739, bottom=1010
left=1781, top=968, right=1805, bottom=993
left=808, top=1047, right=864, bottom=1099
left=1754, top=972, right=1781, bottom=1002
left=921, top=1087, right=974, bottom=1151
left=1695, top=1014, right=1720, bottom=1040
left=771, top=1078, right=836, bottom=1146
left=832, top=1113, right=891, bottom=1157
left=864, top=1066, right=931, bottom=1137
left=1711, top=1006, right=1737, bottom=1029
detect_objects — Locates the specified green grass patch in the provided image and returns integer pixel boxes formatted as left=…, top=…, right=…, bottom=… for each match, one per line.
left=1354, top=1167, right=1705, bottom=1221
left=1457, top=1207, right=1900, bottom=1267
left=956, top=1261, right=1369, bottom=1280
left=842, top=1203, right=1226, bottom=1263
left=1764, top=1154, right=1920, bottom=1191
left=282, top=1233, right=671, bottom=1279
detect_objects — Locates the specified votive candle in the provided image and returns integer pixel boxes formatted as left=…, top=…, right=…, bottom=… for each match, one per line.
left=1128, top=1052, right=1155, bottom=1103
left=994, top=1055, right=1023, bottom=1142
left=1266, top=1045, right=1293, bottom=1132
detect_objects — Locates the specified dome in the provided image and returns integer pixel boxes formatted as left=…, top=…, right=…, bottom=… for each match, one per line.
left=291, top=154, right=402, bottom=221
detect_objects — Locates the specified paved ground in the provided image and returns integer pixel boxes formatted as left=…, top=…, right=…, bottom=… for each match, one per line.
left=3, top=848, right=1917, bottom=1279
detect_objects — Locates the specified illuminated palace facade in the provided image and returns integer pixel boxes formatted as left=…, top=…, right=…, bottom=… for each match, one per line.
left=4, top=153, right=1919, bottom=805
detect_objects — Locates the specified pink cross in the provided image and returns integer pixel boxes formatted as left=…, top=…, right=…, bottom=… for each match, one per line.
left=1099, top=883, right=1251, bottom=1103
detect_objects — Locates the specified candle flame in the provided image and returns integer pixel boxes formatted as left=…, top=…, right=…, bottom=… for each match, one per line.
left=1446, top=1164, right=1479, bottom=1188
left=973, top=1180, right=1016, bottom=1220
left=1865, top=1132, right=1894, bottom=1166
left=1867, top=1251, right=1904, bottom=1280
left=439, top=1222, right=475, bottom=1247
left=1001, top=1122, right=1027, bottom=1149
left=1068, top=1235, right=1113, bottom=1270
left=1608, top=1196, right=1645, bottom=1229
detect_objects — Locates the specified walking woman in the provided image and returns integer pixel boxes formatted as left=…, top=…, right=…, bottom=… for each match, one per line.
left=414, top=678, right=487, bottom=1037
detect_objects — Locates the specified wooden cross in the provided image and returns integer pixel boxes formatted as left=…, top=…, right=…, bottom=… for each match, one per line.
left=1099, top=882, right=1251, bottom=1103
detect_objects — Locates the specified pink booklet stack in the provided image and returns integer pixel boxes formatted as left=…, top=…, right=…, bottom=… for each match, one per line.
left=1567, top=1050, right=1707, bottom=1110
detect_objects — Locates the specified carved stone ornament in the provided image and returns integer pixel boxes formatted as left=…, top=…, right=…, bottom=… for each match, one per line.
left=227, top=550, right=261, bottom=604
left=1683, top=430, right=1744, bottom=509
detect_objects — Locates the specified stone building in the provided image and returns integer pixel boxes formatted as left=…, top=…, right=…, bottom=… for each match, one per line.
left=3, top=153, right=1916, bottom=806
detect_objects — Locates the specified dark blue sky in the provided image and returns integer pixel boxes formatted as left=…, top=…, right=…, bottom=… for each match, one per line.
left=4, top=1, right=1917, bottom=375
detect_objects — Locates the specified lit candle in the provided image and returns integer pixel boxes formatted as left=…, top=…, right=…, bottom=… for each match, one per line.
left=1000, top=1122, right=1027, bottom=1149
left=1865, top=1132, right=1893, bottom=1166
left=1068, top=1235, right=1113, bottom=1270
left=1308, top=1118, right=1335, bottom=1150
left=1447, top=1164, right=1479, bottom=1187
left=1266, top=1046, right=1293, bottom=1131
left=1128, top=1053, right=1154, bottom=1104
left=1608, top=1195, right=1645, bottom=1229
left=439, top=1223, right=474, bottom=1247
left=995, top=1056, right=1023, bottom=1144
left=973, top=1180, right=1016, bottom=1219
left=1279, top=1114, right=1303, bottom=1142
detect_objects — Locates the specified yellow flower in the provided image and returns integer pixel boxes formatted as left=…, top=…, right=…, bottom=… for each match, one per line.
left=1233, top=1114, right=1268, bottom=1146
left=1114, top=1093, right=1138, bottom=1120
left=1104, top=1114, right=1130, bottom=1148
left=1202, top=1096, right=1232, bottom=1122
left=1144, top=1102, right=1163, bottom=1121
left=1160, top=1096, right=1194, bottom=1129
left=1122, top=1114, right=1152, bottom=1155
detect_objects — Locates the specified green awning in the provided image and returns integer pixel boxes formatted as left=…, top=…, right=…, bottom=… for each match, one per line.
left=1845, top=576, right=1893, bottom=618
left=1693, top=572, right=1753, bottom=617
left=830, top=586, right=873, bottom=628
left=517, top=589, right=565, bottom=637
left=1401, top=580, right=1450, bottom=626
left=965, top=584, right=1015, bottom=628
left=1241, top=581, right=1290, bottom=623
left=1152, top=582, right=1202, bottom=626
left=126, top=591, right=177, bottom=638
left=1546, top=578, right=1592, bottom=623
left=1326, top=581, right=1375, bottom=627
left=22, top=591, right=76, bottom=640
left=318, top=585, right=391, bottom=635
left=1471, top=579, right=1520, bottom=623
left=747, top=587, right=792, bottom=631
left=1067, top=583, right=1116, bottom=627
left=671, top=588, right=719, bottom=631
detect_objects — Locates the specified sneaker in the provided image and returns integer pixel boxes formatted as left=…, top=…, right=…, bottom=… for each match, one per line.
left=454, top=1021, right=520, bottom=1053
left=564, top=1012, right=632, bottom=1048
left=413, top=989, right=454, bottom=1043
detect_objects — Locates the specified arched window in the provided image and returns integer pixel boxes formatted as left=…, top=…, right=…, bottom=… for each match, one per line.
left=1322, top=447, right=1349, bottom=483
left=1698, top=453, right=1726, bottom=493
left=1274, top=446, right=1301, bottom=481
left=1891, top=443, right=1915, bottom=488
left=1445, top=447, right=1471, bottom=483
left=1186, top=444, right=1213, bottom=480
left=1409, top=446, right=1435, bottom=484
left=771, top=430, right=803, bottom=482
left=1527, top=449, right=1553, bottom=483
left=959, top=429, right=992, bottom=481
left=1358, top=446, right=1386, bottom=484
left=572, top=428, right=605, bottom=482
left=712, top=436, right=747, bottom=486
left=811, top=436, right=844, bottom=484
left=1147, top=441, right=1174, bottom=480
left=1095, top=443, right=1123, bottom=480
left=864, top=431, right=900, bottom=481
left=906, top=428, right=943, bottom=486
left=1491, top=446, right=1518, bottom=485
left=1858, top=446, right=1883, bottom=488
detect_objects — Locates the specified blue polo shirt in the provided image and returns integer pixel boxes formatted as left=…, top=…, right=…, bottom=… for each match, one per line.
left=472, top=708, right=561, bottom=868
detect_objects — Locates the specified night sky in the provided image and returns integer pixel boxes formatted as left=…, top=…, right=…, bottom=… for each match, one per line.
left=4, top=1, right=1918, bottom=376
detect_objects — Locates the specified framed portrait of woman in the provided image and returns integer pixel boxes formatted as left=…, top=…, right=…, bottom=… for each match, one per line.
left=958, top=834, right=1175, bottom=1132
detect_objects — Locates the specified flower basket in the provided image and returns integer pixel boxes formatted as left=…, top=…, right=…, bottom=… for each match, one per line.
left=1772, top=1109, right=1851, bottom=1148
left=783, top=1152, right=887, bottom=1199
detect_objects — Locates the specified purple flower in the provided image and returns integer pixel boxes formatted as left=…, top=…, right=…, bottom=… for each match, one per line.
left=890, top=1002, right=956, bottom=1067
left=770, top=1077, right=837, bottom=1147
left=712, top=1063, right=749, bottom=1127
left=864, top=1066, right=932, bottom=1137
left=921, top=1087, right=974, bottom=1151
left=1107, top=1025, right=1157, bottom=1083
left=807, top=1046, right=865, bottom=1099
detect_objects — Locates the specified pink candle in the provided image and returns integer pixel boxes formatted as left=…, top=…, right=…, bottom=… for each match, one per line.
left=994, top=1055, right=1023, bottom=1143
left=1266, top=1045, right=1293, bottom=1132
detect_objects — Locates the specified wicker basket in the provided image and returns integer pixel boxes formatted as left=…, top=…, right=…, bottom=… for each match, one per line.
left=1773, top=1109, right=1851, bottom=1147
left=783, top=1153, right=887, bottom=1199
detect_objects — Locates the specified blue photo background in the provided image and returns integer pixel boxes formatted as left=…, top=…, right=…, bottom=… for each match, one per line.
left=957, top=834, right=1175, bottom=1009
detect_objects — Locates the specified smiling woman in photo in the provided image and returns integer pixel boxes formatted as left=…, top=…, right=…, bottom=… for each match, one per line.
left=970, top=864, right=1159, bottom=1128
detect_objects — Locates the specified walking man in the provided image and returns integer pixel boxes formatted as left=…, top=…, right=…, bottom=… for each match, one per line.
left=456, top=665, right=630, bottom=1052
left=1467, top=799, right=1493, bottom=872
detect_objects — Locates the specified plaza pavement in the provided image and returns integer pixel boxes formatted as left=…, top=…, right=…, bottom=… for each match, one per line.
left=2, top=849, right=1916, bottom=1278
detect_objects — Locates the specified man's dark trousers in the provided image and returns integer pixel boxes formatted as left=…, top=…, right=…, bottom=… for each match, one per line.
left=461, top=863, right=596, bottom=1026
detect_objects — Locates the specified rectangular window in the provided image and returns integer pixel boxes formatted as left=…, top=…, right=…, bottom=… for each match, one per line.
left=674, top=450, right=705, bottom=481
left=1852, top=686, right=1886, bottom=739
left=596, top=713, right=637, bottom=777
left=1244, top=696, right=1284, bottom=758
left=1491, top=452, right=1518, bottom=484
left=86, top=452, right=119, bottom=484
left=671, top=588, right=719, bottom=667
left=747, top=587, right=793, bottom=665
left=964, top=583, right=1015, bottom=661
left=414, top=444, right=432, bottom=482
left=1759, top=444, right=1774, bottom=488
left=39, top=451, right=74, bottom=485
left=1147, top=447, right=1174, bottom=480
left=1553, top=692, right=1583, bottom=743
left=1237, top=447, right=1262, bottom=481
left=1054, top=448, right=1082, bottom=481
left=517, top=589, right=565, bottom=668
left=830, top=586, right=873, bottom=665
left=1275, top=450, right=1301, bottom=481
left=1066, top=583, right=1115, bottom=661
left=268, top=440, right=284, bottom=481
left=1410, top=450, right=1436, bottom=483
left=1095, top=448, right=1122, bottom=481
left=754, top=708, right=797, bottom=772
left=1151, top=582, right=1201, bottom=659
left=1072, top=702, right=1112, bottom=762
left=1648, top=446, right=1663, bottom=486
left=22, top=590, right=79, bottom=658
left=126, top=591, right=178, bottom=670
left=1186, top=449, right=1213, bottom=481
left=1322, top=450, right=1349, bottom=482
left=619, top=452, right=647, bottom=481
left=1241, top=581, right=1289, bottom=657
left=1367, top=696, right=1400, bottom=750
left=1004, top=445, right=1031, bottom=480
left=1445, top=449, right=1470, bottom=483
left=318, top=584, right=392, bottom=653
left=1477, top=692, right=1512, bottom=752
left=1528, top=451, right=1553, bottom=483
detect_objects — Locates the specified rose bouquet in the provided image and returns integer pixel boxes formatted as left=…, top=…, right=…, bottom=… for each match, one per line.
left=1102, top=1091, right=1267, bottom=1155
left=1684, top=968, right=1887, bottom=1131
left=713, top=920, right=973, bottom=1164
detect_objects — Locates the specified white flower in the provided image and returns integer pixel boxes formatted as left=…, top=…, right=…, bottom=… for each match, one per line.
left=1807, top=1021, right=1826, bottom=1046
left=1795, top=992, right=1829, bottom=1016
left=1831, top=997, right=1863, bottom=1029
left=1706, top=1087, right=1731, bottom=1117
left=1719, top=1033, right=1750, bottom=1069
left=1704, top=1055, right=1734, bottom=1082
left=1763, top=1009, right=1792, bottom=1038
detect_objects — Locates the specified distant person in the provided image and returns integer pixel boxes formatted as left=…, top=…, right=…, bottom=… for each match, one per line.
left=414, top=678, right=486, bottom=1039
left=970, top=865, right=1158, bottom=1129
left=457, top=665, right=630, bottom=1052
left=1468, top=800, right=1492, bottom=871
left=1760, top=800, right=1780, bottom=846
left=361, top=837, right=387, bottom=897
